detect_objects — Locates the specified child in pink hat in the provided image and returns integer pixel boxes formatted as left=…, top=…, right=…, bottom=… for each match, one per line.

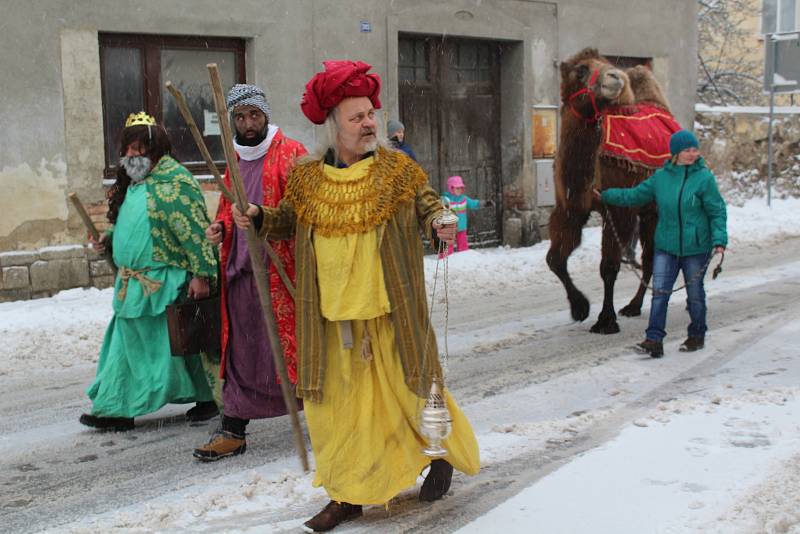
left=440, top=176, right=490, bottom=257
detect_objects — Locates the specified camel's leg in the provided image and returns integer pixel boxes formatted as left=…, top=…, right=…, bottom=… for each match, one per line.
left=547, top=206, right=591, bottom=322
left=620, top=205, right=657, bottom=317
left=591, top=206, right=636, bottom=334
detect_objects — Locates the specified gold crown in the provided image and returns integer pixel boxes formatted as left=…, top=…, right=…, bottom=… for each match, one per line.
left=125, top=111, right=157, bottom=128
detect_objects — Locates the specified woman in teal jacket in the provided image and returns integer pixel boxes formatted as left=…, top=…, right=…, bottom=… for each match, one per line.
left=595, top=130, right=727, bottom=358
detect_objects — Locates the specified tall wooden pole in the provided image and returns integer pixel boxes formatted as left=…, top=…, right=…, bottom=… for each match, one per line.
left=165, top=80, right=295, bottom=300
left=207, top=64, right=308, bottom=472
left=165, top=81, right=233, bottom=202
left=68, top=192, right=117, bottom=275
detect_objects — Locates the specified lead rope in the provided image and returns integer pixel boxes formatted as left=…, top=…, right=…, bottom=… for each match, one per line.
left=602, top=203, right=724, bottom=296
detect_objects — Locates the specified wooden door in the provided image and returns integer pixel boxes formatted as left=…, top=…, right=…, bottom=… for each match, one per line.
left=399, top=35, right=502, bottom=246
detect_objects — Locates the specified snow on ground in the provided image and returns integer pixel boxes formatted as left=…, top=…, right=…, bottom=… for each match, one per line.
left=58, top=458, right=325, bottom=534
left=460, top=392, right=800, bottom=534
left=460, top=319, right=800, bottom=534
left=46, top=408, right=619, bottom=534
left=42, top=278, right=800, bottom=534
left=0, top=287, right=111, bottom=375
left=40, top=311, right=800, bottom=534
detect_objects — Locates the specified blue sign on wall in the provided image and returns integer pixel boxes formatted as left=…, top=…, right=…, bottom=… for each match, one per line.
left=360, top=20, right=372, bottom=33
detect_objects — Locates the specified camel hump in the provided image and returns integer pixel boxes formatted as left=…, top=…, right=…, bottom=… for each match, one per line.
left=626, top=65, right=670, bottom=111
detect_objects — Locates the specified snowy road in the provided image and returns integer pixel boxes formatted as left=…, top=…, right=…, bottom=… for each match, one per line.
left=1, top=201, right=800, bottom=533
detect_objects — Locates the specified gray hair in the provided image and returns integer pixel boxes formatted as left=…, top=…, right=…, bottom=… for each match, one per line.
left=307, top=106, right=391, bottom=162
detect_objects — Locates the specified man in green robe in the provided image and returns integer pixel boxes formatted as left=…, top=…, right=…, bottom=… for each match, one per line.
left=80, top=112, right=218, bottom=431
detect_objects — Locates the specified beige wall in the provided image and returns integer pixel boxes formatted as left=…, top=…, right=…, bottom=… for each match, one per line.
left=0, top=0, right=698, bottom=251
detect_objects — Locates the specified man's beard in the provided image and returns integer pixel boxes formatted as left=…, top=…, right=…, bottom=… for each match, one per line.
left=120, top=156, right=151, bottom=183
left=235, top=126, right=267, bottom=146
left=363, top=137, right=378, bottom=153
left=360, top=128, right=378, bottom=153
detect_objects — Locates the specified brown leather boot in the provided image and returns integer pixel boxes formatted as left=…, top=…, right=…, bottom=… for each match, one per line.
left=302, top=501, right=362, bottom=532
left=192, top=429, right=246, bottom=462
left=419, top=459, right=454, bottom=502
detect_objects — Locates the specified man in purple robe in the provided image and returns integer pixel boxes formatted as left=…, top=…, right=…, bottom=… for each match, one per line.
left=193, top=84, right=306, bottom=461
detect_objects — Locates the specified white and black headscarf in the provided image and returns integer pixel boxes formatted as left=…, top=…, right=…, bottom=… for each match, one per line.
left=226, top=84, right=272, bottom=122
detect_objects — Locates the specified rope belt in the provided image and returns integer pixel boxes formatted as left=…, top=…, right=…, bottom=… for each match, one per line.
left=338, top=320, right=373, bottom=361
left=117, top=266, right=163, bottom=301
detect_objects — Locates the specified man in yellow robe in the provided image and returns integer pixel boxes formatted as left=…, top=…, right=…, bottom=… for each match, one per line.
left=233, top=60, right=480, bottom=533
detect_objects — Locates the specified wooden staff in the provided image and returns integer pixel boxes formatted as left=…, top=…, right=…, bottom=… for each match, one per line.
left=68, top=192, right=117, bottom=275
left=207, top=63, right=309, bottom=472
left=165, top=81, right=296, bottom=300
left=165, top=81, right=233, bottom=202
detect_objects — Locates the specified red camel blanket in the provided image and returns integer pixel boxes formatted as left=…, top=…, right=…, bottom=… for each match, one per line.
left=601, top=104, right=682, bottom=169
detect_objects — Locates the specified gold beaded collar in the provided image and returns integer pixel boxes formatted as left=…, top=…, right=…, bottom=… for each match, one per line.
left=285, top=147, right=427, bottom=237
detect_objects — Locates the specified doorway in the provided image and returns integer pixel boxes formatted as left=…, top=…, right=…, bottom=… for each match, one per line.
left=398, top=35, right=503, bottom=246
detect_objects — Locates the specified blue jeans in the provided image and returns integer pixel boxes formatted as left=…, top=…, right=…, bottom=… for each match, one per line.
left=646, top=250, right=710, bottom=342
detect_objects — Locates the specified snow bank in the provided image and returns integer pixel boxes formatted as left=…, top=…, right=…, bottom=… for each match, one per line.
left=459, top=390, right=800, bottom=534
left=51, top=459, right=324, bottom=534
left=727, top=197, right=800, bottom=246
left=458, top=316, right=800, bottom=534
left=705, top=451, right=800, bottom=534
left=424, top=227, right=601, bottom=301
left=0, top=287, right=112, bottom=374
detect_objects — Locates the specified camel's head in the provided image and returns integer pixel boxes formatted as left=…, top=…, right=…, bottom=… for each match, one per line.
left=560, top=48, right=633, bottom=119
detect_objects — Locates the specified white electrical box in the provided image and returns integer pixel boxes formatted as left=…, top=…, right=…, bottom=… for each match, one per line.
left=535, top=159, right=555, bottom=207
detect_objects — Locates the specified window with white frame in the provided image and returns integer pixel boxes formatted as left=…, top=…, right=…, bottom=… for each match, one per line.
left=763, top=0, right=797, bottom=34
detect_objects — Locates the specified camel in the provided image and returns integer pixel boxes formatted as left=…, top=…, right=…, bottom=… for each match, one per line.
left=546, top=48, right=676, bottom=334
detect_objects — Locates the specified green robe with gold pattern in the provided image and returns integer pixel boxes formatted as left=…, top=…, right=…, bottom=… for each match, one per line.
left=87, top=155, right=219, bottom=418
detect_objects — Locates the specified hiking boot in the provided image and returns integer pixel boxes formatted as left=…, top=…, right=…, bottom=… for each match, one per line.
left=302, top=501, right=362, bottom=532
left=192, top=429, right=246, bottom=462
left=634, top=339, right=664, bottom=358
left=419, top=459, right=454, bottom=502
left=79, top=413, right=134, bottom=431
left=679, top=336, right=705, bottom=352
left=185, top=401, right=219, bottom=422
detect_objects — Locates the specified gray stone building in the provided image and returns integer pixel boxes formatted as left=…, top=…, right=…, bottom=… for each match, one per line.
left=0, top=0, right=697, bottom=299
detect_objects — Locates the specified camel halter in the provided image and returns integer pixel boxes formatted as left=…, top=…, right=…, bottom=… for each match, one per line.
left=567, top=68, right=602, bottom=124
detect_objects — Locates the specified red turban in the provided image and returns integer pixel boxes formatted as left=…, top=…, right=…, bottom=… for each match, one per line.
left=300, top=60, right=382, bottom=124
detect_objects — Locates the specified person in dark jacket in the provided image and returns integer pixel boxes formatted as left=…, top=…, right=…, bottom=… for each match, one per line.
left=387, top=119, right=418, bottom=161
left=594, top=130, right=728, bottom=358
